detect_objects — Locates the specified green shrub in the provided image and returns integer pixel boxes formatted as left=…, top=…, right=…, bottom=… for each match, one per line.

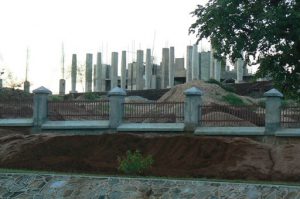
left=48, top=95, right=64, bottom=102
left=206, top=79, right=235, bottom=93
left=118, top=150, right=154, bottom=175
left=84, top=92, right=99, bottom=101
left=222, top=93, right=245, bottom=105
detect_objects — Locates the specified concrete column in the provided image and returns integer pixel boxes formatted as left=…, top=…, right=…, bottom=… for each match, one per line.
left=111, top=52, right=118, bottom=89
left=59, top=79, right=65, bottom=95
left=95, top=52, right=102, bottom=92
left=200, top=51, right=211, bottom=81
left=236, top=58, right=244, bottom=83
left=151, top=75, right=157, bottom=89
left=186, top=45, right=193, bottom=82
left=24, top=81, right=30, bottom=93
left=71, top=54, right=77, bottom=93
left=0, top=79, right=2, bottom=88
left=127, top=63, right=133, bottom=90
left=93, top=64, right=96, bottom=91
left=108, top=87, right=126, bottom=129
left=161, top=48, right=169, bottom=88
left=32, top=86, right=52, bottom=128
left=192, top=44, right=199, bottom=81
left=264, top=89, right=283, bottom=134
left=145, top=49, right=152, bottom=89
left=210, top=50, right=215, bottom=79
left=121, top=51, right=127, bottom=89
left=168, top=46, right=175, bottom=87
left=214, top=59, right=221, bottom=82
left=85, top=53, right=93, bottom=92
left=136, top=50, right=144, bottom=90
left=184, top=87, right=203, bottom=131
left=101, top=64, right=107, bottom=91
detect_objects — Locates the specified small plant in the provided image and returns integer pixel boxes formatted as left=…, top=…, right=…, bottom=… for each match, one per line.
left=48, top=95, right=64, bottom=102
left=206, top=79, right=235, bottom=93
left=84, top=92, right=99, bottom=101
left=222, top=93, right=245, bottom=105
left=118, top=150, right=154, bottom=175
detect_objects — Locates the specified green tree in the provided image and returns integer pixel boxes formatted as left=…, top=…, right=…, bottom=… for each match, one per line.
left=189, top=0, right=300, bottom=99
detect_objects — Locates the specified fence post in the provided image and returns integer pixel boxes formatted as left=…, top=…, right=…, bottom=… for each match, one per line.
left=108, top=87, right=126, bottom=129
left=184, top=87, right=203, bottom=131
left=264, top=88, right=283, bottom=134
left=32, top=86, right=52, bottom=129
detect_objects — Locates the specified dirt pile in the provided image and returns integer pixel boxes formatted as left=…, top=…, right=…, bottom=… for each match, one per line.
left=158, top=80, right=256, bottom=105
left=1, top=132, right=300, bottom=182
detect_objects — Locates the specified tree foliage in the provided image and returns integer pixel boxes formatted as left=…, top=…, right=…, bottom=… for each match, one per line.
left=189, top=0, right=300, bottom=99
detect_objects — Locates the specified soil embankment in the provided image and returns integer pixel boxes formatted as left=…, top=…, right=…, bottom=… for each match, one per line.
left=1, top=129, right=300, bottom=182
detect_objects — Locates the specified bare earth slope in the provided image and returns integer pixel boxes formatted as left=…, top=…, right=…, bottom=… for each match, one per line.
left=1, top=130, right=300, bottom=182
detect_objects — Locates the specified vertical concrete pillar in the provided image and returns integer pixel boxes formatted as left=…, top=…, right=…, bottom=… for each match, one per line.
left=0, top=79, right=2, bottom=88
left=121, top=51, right=127, bottom=89
left=210, top=49, right=215, bottom=79
left=184, top=87, right=203, bottom=131
left=214, top=59, right=221, bottom=82
left=186, top=45, right=193, bottom=83
left=24, top=81, right=30, bottom=93
left=127, top=63, right=133, bottom=90
left=101, top=64, right=107, bottom=92
left=85, top=53, right=93, bottom=92
left=95, top=52, right=102, bottom=92
left=200, top=51, right=211, bottom=81
left=136, top=50, right=144, bottom=90
left=168, top=46, right=175, bottom=87
left=71, top=54, right=77, bottom=93
left=59, top=79, right=65, bottom=95
left=108, top=87, right=126, bottom=129
left=145, top=49, right=152, bottom=89
left=236, top=58, right=244, bottom=83
left=264, top=89, right=283, bottom=134
left=161, top=48, right=169, bottom=88
left=111, top=52, right=118, bottom=89
left=93, top=64, right=96, bottom=91
left=32, top=86, right=52, bottom=128
left=192, top=44, right=199, bottom=81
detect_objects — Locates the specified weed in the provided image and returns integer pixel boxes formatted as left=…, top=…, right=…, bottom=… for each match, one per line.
left=118, top=150, right=154, bottom=175
left=222, top=93, right=245, bottom=105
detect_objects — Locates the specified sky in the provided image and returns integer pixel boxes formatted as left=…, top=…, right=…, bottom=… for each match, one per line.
left=0, top=0, right=209, bottom=93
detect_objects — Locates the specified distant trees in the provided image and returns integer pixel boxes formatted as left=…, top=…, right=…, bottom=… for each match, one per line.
left=189, top=0, right=300, bottom=99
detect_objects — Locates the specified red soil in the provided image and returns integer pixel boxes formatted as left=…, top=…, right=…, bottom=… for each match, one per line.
left=1, top=130, right=300, bottom=182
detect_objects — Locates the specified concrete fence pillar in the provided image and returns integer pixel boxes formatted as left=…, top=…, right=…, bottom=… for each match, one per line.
left=264, top=88, right=283, bottom=134
left=184, top=87, right=203, bottom=131
left=108, top=87, right=126, bottom=129
left=33, top=86, right=52, bottom=128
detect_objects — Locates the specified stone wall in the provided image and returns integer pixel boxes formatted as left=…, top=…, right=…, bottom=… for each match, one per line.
left=0, top=173, right=299, bottom=198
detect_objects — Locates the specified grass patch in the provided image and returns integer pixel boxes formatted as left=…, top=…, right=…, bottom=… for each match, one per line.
left=222, top=93, right=245, bottom=105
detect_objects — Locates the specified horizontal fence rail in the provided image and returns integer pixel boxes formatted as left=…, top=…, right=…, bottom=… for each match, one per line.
left=281, top=106, right=300, bottom=128
left=47, top=100, right=109, bottom=121
left=199, top=105, right=265, bottom=127
left=0, top=100, right=33, bottom=118
left=123, top=102, right=184, bottom=123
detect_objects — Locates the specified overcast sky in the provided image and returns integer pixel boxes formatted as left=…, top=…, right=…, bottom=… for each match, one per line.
left=0, top=0, right=209, bottom=93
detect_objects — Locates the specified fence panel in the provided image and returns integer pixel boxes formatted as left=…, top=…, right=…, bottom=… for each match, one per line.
left=47, top=100, right=109, bottom=121
left=123, top=102, right=184, bottom=123
left=281, top=106, right=300, bottom=128
left=0, top=100, right=33, bottom=118
left=199, top=105, right=265, bottom=127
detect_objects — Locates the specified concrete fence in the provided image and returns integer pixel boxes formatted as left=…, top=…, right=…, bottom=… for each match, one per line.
left=25, top=86, right=293, bottom=135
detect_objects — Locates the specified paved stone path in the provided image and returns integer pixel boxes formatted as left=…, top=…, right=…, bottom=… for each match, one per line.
left=0, top=173, right=300, bottom=198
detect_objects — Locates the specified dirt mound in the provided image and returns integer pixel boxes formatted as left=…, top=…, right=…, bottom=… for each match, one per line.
left=1, top=132, right=300, bottom=182
left=202, top=112, right=256, bottom=127
left=158, top=80, right=256, bottom=105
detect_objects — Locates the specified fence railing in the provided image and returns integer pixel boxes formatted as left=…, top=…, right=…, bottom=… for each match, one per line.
left=123, top=102, right=184, bottom=123
left=281, top=106, right=300, bottom=128
left=47, top=100, right=109, bottom=121
left=0, top=100, right=33, bottom=118
left=199, top=105, right=265, bottom=127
